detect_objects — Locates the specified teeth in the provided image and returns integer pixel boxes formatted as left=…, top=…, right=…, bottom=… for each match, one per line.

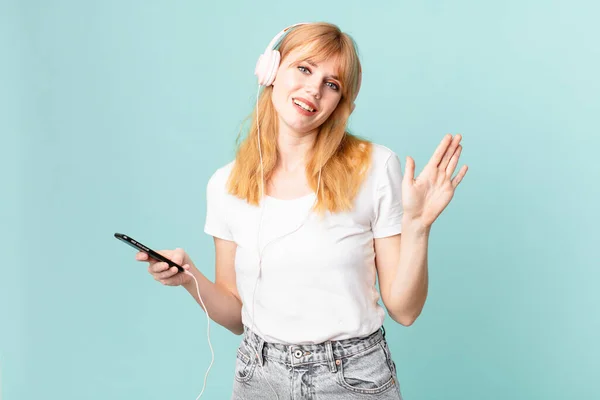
left=293, top=99, right=315, bottom=112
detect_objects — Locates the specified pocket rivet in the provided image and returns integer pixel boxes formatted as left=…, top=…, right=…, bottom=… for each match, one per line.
left=335, top=359, right=341, bottom=366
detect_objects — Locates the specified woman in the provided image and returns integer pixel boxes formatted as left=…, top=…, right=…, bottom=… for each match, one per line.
left=136, top=22, right=467, bottom=399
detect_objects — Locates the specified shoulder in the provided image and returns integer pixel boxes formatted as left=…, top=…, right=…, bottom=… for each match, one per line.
left=370, top=142, right=399, bottom=161
left=207, top=160, right=235, bottom=193
left=368, top=142, right=402, bottom=175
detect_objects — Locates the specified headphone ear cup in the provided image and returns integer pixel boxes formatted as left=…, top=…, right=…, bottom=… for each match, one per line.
left=255, top=50, right=281, bottom=86
left=254, top=52, right=269, bottom=86
left=264, top=50, right=280, bottom=86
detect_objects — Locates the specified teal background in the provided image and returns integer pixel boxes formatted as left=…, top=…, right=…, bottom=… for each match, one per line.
left=1, top=0, right=598, bottom=399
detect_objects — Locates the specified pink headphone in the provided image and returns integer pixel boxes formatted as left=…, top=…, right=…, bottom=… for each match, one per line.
left=254, top=23, right=307, bottom=86
left=254, top=23, right=362, bottom=110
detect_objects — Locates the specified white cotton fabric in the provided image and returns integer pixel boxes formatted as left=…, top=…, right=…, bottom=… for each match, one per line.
left=204, top=143, right=404, bottom=344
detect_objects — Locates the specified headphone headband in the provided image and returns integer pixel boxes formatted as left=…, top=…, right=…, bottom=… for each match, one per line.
left=262, top=23, right=308, bottom=54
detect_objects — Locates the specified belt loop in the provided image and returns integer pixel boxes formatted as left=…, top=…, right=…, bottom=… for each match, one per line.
left=325, top=341, right=337, bottom=373
left=256, top=338, right=265, bottom=366
left=381, top=325, right=386, bottom=338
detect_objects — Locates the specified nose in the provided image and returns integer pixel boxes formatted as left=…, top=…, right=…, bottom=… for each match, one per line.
left=305, top=79, right=321, bottom=100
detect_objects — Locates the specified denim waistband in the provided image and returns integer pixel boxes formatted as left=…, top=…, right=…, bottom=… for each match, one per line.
left=241, top=326, right=387, bottom=371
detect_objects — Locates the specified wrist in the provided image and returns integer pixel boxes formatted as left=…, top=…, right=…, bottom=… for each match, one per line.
left=401, top=215, right=431, bottom=237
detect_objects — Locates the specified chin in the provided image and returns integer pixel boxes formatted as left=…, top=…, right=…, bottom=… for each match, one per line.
left=286, top=125, right=315, bottom=135
left=280, top=116, right=319, bottom=135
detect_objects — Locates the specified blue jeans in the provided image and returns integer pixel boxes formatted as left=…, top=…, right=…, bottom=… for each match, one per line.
left=231, top=326, right=404, bottom=399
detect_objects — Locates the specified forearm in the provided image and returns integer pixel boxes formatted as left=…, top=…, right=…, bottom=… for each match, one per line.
left=388, top=217, right=430, bottom=325
left=182, top=267, right=244, bottom=335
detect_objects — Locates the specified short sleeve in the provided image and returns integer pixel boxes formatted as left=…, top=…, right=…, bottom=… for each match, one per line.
left=372, top=153, right=404, bottom=238
left=204, top=170, right=234, bottom=241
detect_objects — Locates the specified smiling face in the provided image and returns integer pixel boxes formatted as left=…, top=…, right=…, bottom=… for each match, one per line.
left=271, top=46, right=343, bottom=137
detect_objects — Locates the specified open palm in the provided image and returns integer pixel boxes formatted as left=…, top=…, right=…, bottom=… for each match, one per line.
left=402, top=134, right=468, bottom=228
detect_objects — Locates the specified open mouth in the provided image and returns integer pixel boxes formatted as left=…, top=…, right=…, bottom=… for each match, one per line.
left=293, top=97, right=317, bottom=113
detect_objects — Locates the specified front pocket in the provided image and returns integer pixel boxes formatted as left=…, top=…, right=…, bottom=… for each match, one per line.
left=336, top=343, right=396, bottom=395
left=234, top=343, right=257, bottom=383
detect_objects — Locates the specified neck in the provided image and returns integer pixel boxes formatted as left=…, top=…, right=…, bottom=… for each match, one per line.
left=276, top=125, right=318, bottom=173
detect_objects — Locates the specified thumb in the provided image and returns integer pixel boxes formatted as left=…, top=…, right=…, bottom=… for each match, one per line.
left=404, top=156, right=415, bottom=185
left=172, top=248, right=185, bottom=265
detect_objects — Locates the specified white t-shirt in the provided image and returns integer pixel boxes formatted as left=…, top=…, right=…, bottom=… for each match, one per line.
left=204, top=143, right=403, bottom=344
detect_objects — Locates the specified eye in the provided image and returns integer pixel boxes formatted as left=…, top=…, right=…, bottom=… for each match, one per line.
left=326, top=81, right=339, bottom=91
left=298, top=65, right=310, bottom=74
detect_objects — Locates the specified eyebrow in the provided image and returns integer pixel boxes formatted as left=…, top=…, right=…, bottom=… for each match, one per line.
left=305, top=59, right=340, bottom=81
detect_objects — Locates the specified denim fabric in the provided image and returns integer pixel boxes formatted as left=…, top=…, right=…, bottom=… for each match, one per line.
left=231, top=326, right=403, bottom=399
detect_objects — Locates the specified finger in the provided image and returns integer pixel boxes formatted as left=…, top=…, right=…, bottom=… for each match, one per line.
left=426, top=134, right=453, bottom=169
left=404, top=156, right=415, bottom=184
left=149, top=261, right=170, bottom=274
left=452, top=165, right=468, bottom=188
left=136, top=251, right=148, bottom=261
left=162, top=265, right=190, bottom=286
left=154, top=266, right=180, bottom=280
left=160, top=276, right=180, bottom=286
left=439, top=134, right=462, bottom=171
left=446, top=145, right=462, bottom=177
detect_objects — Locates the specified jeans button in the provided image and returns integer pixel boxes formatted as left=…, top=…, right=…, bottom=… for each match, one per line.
left=294, top=350, right=303, bottom=358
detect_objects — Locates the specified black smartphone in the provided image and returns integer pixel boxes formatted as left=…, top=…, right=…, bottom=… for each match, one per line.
left=114, top=232, right=184, bottom=272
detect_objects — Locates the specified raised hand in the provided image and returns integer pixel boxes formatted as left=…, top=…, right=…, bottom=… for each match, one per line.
left=401, top=134, right=468, bottom=228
